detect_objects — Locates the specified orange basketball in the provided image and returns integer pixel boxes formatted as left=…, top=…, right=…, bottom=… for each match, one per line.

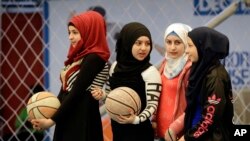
left=105, top=87, right=141, bottom=122
left=26, top=91, right=60, bottom=119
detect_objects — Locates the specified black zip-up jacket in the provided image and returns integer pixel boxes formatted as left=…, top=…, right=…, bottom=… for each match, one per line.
left=184, top=64, right=234, bottom=141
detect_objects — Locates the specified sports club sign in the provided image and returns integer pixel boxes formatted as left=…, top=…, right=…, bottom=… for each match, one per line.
left=225, top=51, right=250, bottom=89
left=194, top=0, right=250, bottom=15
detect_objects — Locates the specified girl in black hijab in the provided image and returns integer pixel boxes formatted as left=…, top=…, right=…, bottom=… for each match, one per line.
left=180, top=27, right=234, bottom=141
left=92, top=22, right=162, bottom=141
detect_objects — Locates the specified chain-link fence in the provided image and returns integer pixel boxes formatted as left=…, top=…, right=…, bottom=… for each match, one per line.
left=1, top=0, right=250, bottom=141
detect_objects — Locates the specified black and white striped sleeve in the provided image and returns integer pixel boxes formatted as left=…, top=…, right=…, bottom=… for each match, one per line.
left=88, top=63, right=109, bottom=91
left=102, top=61, right=117, bottom=99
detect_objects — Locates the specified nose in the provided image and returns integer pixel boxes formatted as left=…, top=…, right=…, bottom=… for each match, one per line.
left=140, top=43, right=147, bottom=50
left=185, top=48, right=189, bottom=54
left=169, top=43, right=176, bottom=50
left=69, top=33, right=73, bottom=40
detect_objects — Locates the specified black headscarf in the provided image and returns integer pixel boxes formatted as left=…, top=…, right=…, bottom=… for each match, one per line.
left=114, top=22, right=152, bottom=75
left=184, top=26, right=229, bottom=131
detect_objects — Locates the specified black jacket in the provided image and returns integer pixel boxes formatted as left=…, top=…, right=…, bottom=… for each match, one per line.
left=184, top=64, right=234, bottom=141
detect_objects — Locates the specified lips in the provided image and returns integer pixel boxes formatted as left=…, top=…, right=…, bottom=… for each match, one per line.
left=170, top=52, right=177, bottom=55
left=139, top=53, right=146, bottom=57
left=71, top=42, right=77, bottom=46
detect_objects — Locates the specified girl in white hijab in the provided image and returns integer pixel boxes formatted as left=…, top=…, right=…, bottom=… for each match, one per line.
left=152, top=23, right=192, bottom=141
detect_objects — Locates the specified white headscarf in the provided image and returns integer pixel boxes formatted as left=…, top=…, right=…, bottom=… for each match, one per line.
left=163, top=23, right=192, bottom=79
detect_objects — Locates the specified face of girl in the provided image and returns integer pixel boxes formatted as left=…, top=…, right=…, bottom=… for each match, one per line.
left=165, top=35, right=185, bottom=59
left=68, top=25, right=81, bottom=47
left=186, top=37, right=199, bottom=62
left=132, top=36, right=151, bottom=61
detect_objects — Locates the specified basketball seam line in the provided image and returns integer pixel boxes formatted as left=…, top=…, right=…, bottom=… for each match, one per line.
left=31, top=106, right=58, bottom=119
left=120, top=88, right=140, bottom=114
left=106, top=108, right=136, bottom=116
left=30, top=96, right=57, bottom=104
left=106, top=97, right=136, bottom=114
